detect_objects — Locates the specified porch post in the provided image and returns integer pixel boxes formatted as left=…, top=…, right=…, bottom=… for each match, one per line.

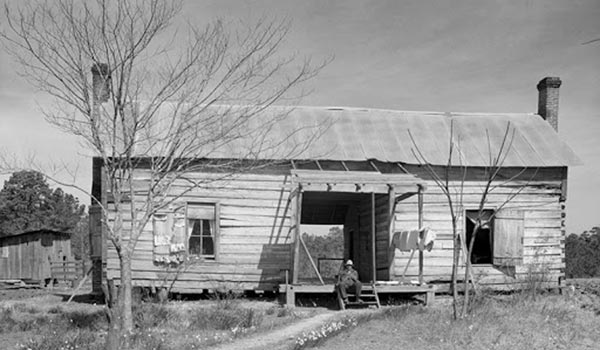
left=418, top=185, right=424, bottom=285
left=292, top=189, right=302, bottom=285
left=387, top=185, right=396, bottom=280
left=371, top=192, right=376, bottom=282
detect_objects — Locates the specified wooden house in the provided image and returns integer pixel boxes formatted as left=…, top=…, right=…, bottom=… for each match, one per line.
left=89, top=77, right=580, bottom=303
left=0, top=229, right=73, bottom=285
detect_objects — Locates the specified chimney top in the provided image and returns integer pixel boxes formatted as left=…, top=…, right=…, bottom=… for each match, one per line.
left=91, top=63, right=110, bottom=76
left=537, top=76, right=561, bottom=132
left=91, top=63, right=110, bottom=104
left=537, top=77, right=562, bottom=91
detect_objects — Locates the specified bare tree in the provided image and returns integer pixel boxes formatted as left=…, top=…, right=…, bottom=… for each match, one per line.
left=410, top=121, right=534, bottom=319
left=1, top=0, right=327, bottom=347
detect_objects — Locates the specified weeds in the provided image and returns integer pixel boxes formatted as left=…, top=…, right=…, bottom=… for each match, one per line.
left=12, top=303, right=40, bottom=314
left=3, top=293, right=304, bottom=350
left=62, top=309, right=106, bottom=331
left=294, top=315, right=358, bottom=349
left=133, top=303, right=174, bottom=329
left=0, top=307, right=19, bottom=333
left=0, top=305, right=62, bottom=333
left=276, top=306, right=297, bottom=318
left=16, top=329, right=101, bottom=350
left=189, top=305, right=263, bottom=331
left=311, top=295, right=600, bottom=350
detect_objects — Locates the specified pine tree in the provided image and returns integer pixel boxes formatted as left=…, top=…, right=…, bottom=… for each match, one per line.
left=0, top=170, right=85, bottom=236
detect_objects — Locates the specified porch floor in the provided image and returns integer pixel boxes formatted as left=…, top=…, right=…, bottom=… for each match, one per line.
left=279, top=282, right=437, bottom=306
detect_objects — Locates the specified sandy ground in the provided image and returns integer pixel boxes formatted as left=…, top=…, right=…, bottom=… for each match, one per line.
left=211, top=308, right=383, bottom=350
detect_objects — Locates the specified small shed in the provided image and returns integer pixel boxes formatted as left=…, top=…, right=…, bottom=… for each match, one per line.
left=0, top=229, right=73, bottom=284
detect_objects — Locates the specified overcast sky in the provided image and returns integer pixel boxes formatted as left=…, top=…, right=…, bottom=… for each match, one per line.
left=1, top=0, right=599, bottom=234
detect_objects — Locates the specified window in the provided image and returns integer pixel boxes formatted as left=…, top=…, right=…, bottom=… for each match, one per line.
left=187, top=203, right=219, bottom=259
left=1, top=245, right=8, bottom=258
left=465, top=209, right=494, bottom=264
left=465, top=208, right=525, bottom=267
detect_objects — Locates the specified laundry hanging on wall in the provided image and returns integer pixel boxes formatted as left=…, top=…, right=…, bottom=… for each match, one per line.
left=392, top=227, right=437, bottom=252
left=152, top=207, right=187, bottom=265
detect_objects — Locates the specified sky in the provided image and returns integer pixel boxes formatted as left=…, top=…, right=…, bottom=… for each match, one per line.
left=0, top=0, right=599, bottom=234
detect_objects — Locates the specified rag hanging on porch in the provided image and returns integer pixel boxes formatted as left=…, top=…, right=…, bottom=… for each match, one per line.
left=419, top=228, right=437, bottom=252
left=392, top=227, right=437, bottom=252
left=393, top=230, right=420, bottom=252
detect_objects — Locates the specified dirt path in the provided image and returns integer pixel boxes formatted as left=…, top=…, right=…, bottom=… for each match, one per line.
left=211, top=308, right=382, bottom=350
left=211, top=311, right=338, bottom=350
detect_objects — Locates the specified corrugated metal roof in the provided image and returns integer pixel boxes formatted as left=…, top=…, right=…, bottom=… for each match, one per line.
left=137, top=105, right=581, bottom=167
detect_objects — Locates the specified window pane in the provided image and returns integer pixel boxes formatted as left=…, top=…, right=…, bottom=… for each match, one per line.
left=201, top=219, right=212, bottom=237
left=201, top=219, right=214, bottom=255
left=202, top=236, right=214, bottom=255
left=191, top=219, right=202, bottom=236
left=189, top=220, right=202, bottom=255
left=189, top=235, right=202, bottom=255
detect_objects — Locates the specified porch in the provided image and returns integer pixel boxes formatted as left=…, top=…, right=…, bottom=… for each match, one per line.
left=282, top=168, right=434, bottom=307
left=278, top=282, right=437, bottom=307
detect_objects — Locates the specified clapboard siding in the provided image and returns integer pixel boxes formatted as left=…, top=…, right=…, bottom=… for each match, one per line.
left=105, top=171, right=294, bottom=292
left=391, top=166, right=566, bottom=287
left=97, top=163, right=569, bottom=292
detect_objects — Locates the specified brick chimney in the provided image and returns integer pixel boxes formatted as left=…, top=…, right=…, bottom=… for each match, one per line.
left=91, top=63, right=110, bottom=104
left=537, top=77, right=561, bottom=131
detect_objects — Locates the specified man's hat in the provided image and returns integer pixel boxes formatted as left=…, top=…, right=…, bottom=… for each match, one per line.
left=345, top=259, right=353, bottom=266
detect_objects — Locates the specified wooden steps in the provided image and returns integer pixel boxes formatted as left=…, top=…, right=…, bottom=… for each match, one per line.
left=337, top=282, right=381, bottom=310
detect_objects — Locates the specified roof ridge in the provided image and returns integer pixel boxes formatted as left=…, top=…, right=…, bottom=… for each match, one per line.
left=135, top=101, right=538, bottom=117
left=273, top=105, right=538, bottom=117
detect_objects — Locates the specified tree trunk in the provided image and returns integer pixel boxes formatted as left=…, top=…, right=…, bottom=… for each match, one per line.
left=104, top=279, right=121, bottom=350
left=462, top=251, right=471, bottom=317
left=462, top=225, right=479, bottom=316
left=451, top=217, right=459, bottom=320
left=119, top=251, right=134, bottom=332
left=104, top=252, right=133, bottom=350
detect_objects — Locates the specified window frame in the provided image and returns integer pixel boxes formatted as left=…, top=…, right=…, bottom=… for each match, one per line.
left=464, top=208, right=495, bottom=265
left=0, top=244, right=8, bottom=259
left=185, top=201, right=220, bottom=261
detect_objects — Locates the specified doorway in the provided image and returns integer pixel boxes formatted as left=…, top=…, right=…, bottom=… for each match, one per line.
left=298, top=191, right=391, bottom=283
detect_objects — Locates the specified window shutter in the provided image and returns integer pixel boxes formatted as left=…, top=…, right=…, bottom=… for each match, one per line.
left=493, top=209, right=524, bottom=266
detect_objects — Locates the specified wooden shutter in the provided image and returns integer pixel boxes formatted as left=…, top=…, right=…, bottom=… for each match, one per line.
left=493, top=209, right=524, bottom=266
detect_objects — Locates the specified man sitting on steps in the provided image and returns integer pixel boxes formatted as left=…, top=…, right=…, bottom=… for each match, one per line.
left=337, top=260, right=363, bottom=304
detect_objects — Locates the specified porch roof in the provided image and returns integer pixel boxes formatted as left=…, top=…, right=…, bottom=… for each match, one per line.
left=290, top=169, right=422, bottom=194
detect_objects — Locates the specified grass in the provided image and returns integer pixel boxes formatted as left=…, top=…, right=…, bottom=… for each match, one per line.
left=300, top=293, right=600, bottom=350
left=8, top=287, right=598, bottom=350
left=0, top=295, right=308, bottom=350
